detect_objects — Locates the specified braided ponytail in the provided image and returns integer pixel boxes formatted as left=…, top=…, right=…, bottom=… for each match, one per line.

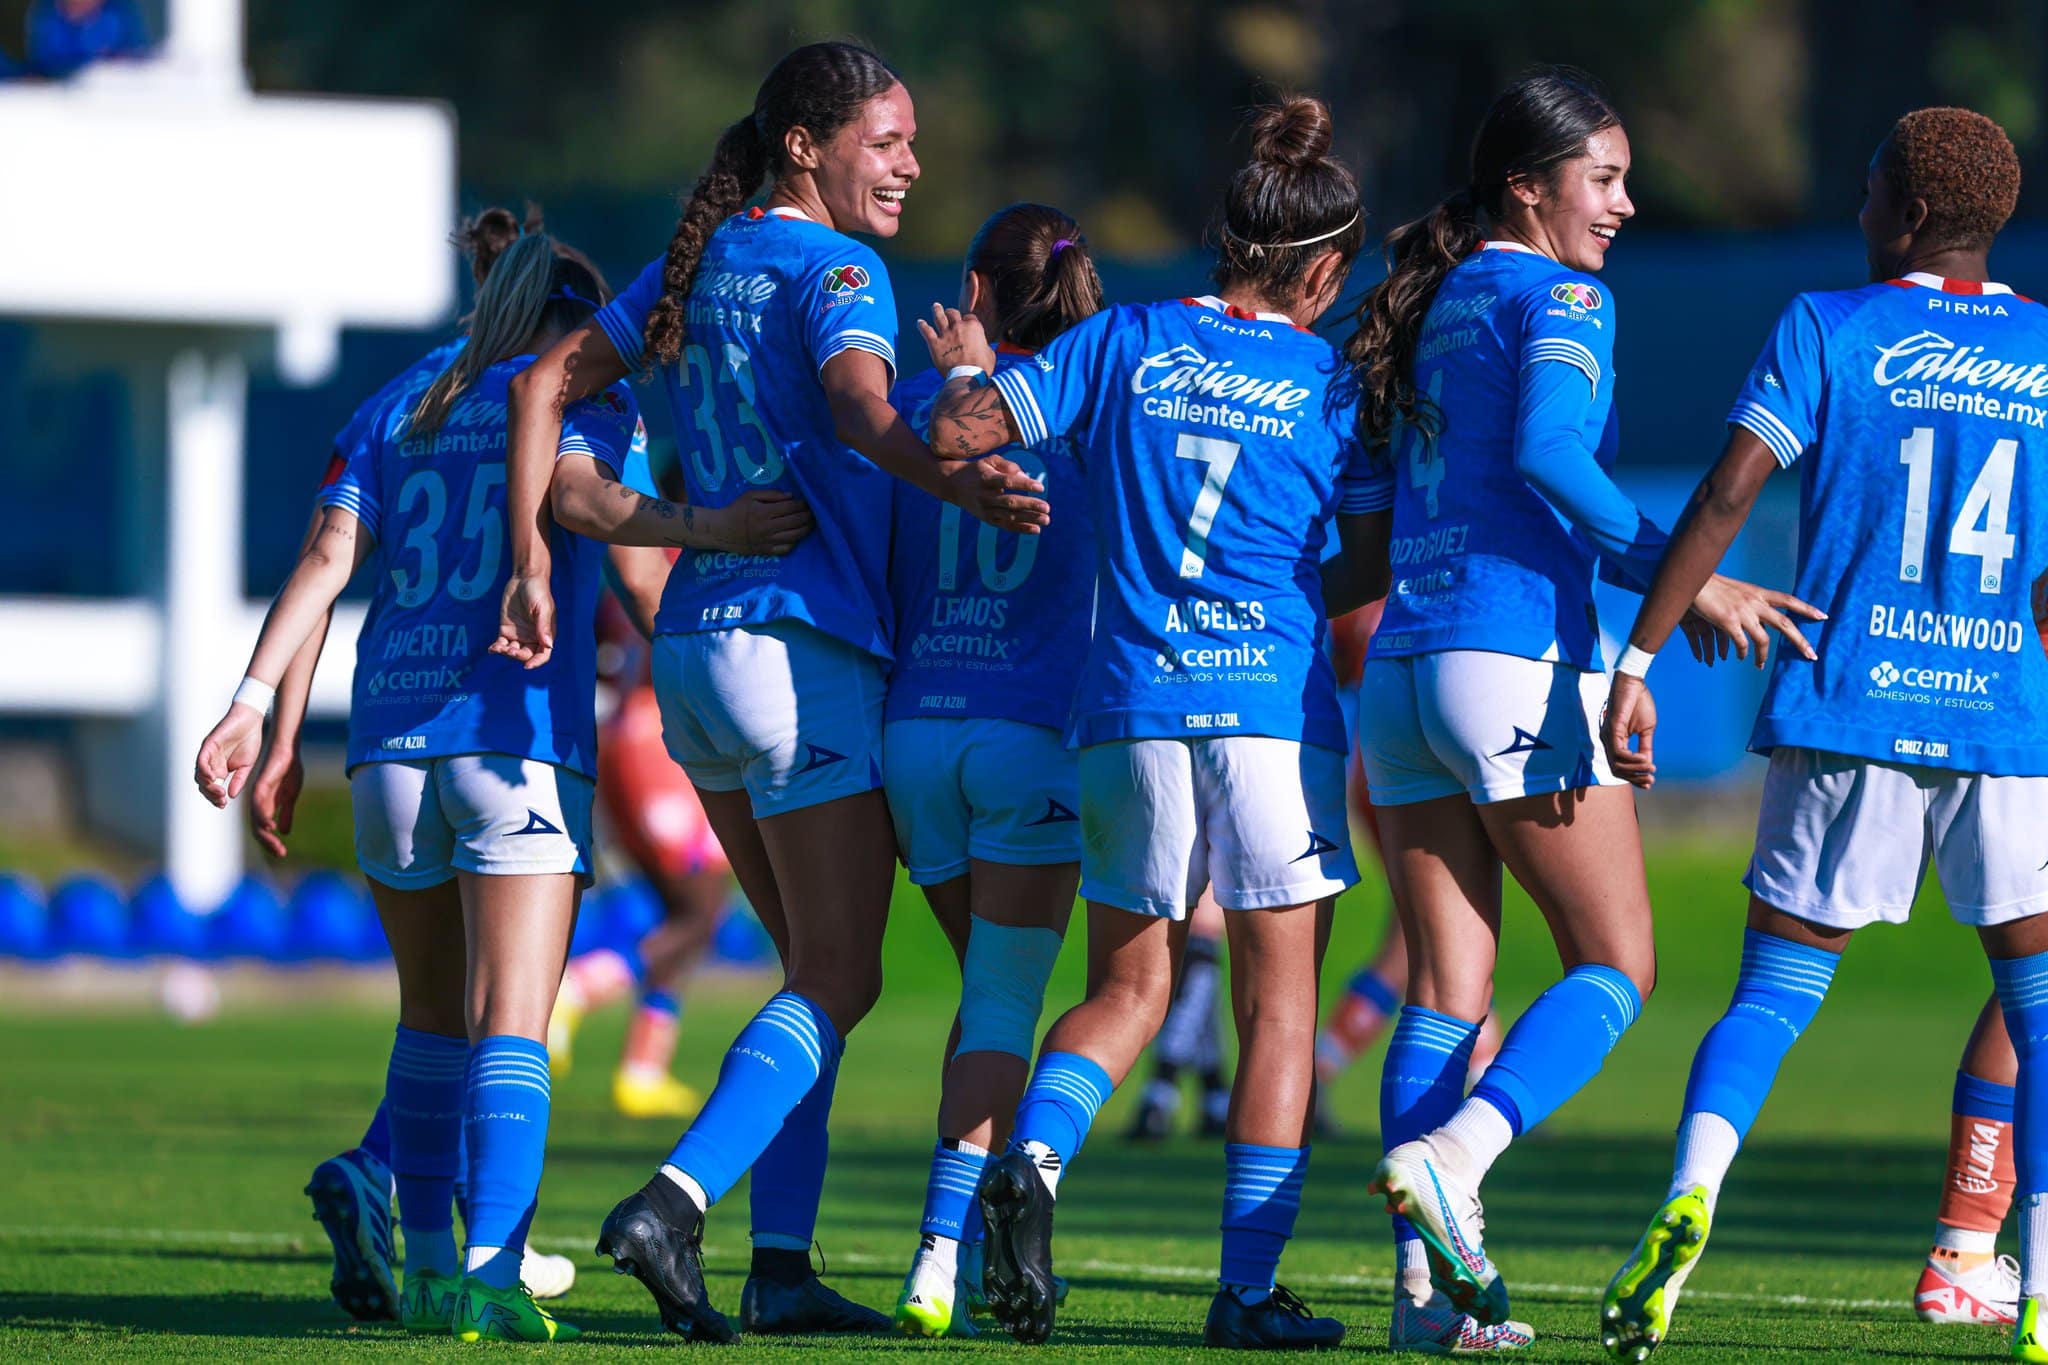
left=643, top=41, right=902, bottom=367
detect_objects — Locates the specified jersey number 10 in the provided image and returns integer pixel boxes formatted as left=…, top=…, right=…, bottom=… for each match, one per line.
left=1896, top=427, right=2018, bottom=594
left=937, top=448, right=1045, bottom=592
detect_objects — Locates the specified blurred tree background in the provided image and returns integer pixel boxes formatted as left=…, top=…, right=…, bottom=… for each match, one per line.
left=4, top=0, right=2029, bottom=254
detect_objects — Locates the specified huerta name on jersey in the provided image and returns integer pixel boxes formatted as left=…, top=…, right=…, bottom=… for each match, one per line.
left=886, top=354, right=1094, bottom=732
left=592, top=207, right=900, bottom=659
left=321, top=356, right=636, bottom=777
left=991, top=295, right=1374, bottom=752
left=1730, top=273, right=2048, bottom=775
left=1366, top=241, right=1624, bottom=670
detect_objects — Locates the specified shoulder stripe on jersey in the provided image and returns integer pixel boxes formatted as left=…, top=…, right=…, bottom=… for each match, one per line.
left=1729, top=399, right=1802, bottom=468
left=991, top=366, right=1050, bottom=447
left=319, top=483, right=378, bottom=537
left=556, top=435, right=625, bottom=472
left=817, top=332, right=897, bottom=375
left=1523, top=337, right=1602, bottom=390
left=594, top=306, right=646, bottom=374
left=1339, top=478, right=1394, bottom=515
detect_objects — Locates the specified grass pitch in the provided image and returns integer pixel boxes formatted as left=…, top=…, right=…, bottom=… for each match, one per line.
left=0, top=834, right=2020, bottom=1360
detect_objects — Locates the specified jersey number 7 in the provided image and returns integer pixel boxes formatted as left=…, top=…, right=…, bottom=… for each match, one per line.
left=1176, top=433, right=1242, bottom=579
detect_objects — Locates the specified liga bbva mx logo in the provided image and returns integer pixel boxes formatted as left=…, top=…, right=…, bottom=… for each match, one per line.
left=822, top=264, right=870, bottom=295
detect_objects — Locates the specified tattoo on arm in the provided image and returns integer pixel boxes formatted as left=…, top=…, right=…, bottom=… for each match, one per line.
left=931, top=378, right=1014, bottom=456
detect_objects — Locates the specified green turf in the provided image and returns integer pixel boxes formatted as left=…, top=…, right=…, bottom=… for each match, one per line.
left=0, top=835, right=2019, bottom=1359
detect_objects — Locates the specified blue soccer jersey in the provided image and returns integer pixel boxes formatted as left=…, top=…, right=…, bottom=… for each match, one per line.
left=1368, top=242, right=1659, bottom=671
left=886, top=352, right=1094, bottom=732
left=321, top=355, right=637, bottom=777
left=992, top=295, right=1373, bottom=752
left=1729, top=272, right=2048, bottom=776
left=331, top=339, right=464, bottom=468
left=592, top=207, right=899, bottom=657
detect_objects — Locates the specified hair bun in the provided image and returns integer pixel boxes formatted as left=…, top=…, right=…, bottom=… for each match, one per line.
left=454, top=205, right=534, bottom=283
left=1249, top=95, right=1334, bottom=168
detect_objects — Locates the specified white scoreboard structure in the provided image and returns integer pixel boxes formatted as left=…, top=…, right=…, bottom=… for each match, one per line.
left=0, top=0, right=456, bottom=909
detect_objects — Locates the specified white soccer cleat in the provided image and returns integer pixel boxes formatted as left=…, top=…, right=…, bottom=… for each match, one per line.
left=1914, top=1251, right=2019, bottom=1325
left=1372, top=1135, right=1510, bottom=1324
left=522, top=1248, right=577, bottom=1301
left=1391, top=1291, right=1534, bottom=1353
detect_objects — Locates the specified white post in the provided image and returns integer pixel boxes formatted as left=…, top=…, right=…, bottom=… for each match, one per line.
left=163, top=0, right=246, bottom=88
left=163, top=350, right=247, bottom=911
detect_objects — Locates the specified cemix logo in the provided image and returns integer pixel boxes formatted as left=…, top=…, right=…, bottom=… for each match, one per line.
left=1870, top=661, right=1901, bottom=687
left=1869, top=660, right=1997, bottom=695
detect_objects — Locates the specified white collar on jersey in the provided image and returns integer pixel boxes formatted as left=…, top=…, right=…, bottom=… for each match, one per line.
left=762, top=205, right=811, bottom=221
left=1189, top=293, right=1295, bottom=323
left=1900, top=270, right=2012, bottom=295
left=1479, top=239, right=1538, bottom=254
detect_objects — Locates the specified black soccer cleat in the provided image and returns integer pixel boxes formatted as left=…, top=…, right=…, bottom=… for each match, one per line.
left=739, top=1270, right=891, bottom=1335
left=595, top=1178, right=736, bottom=1344
left=1203, top=1284, right=1347, bottom=1350
left=978, top=1150, right=1060, bottom=1344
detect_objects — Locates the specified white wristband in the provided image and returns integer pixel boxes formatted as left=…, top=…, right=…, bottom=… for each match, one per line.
left=1614, top=644, right=1656, bottom=679
left=232, top=676, right=276, bottom=718
left=946, top=364, right=988, bottom=382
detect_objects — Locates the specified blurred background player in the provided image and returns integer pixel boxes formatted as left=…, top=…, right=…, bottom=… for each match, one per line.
left=928, top=94, right=1368, bottom=1350
left=1597, top=107, right=2048, bottom=1364
left=552, top=480, right=732, bottom=1123
left=1343, top=68, right=1813, bottom=1353
left=494, top=41, right=1046, bottom=1342
left=882, top=202, right=1102, bottom=1338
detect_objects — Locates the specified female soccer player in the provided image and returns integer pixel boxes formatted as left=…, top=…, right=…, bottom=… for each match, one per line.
left=194, top=228, right=806, bottom=1342
left=923, top=95, right=1367, bottom=1350
left=1598, top=107, right=2048, bottom=1364
left=881, top=202, right=1103, bottom=1339
left=490, top=42, right=1047, bottom=1341
left=1341, top=69, right=1815, bottom=1353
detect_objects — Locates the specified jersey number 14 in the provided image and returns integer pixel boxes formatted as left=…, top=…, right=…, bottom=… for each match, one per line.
left=1896, top=427, right=2018, bottom=594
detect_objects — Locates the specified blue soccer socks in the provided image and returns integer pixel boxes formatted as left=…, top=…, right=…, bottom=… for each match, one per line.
left=385, top=1027, right=467, bottom=1278
left=1992, top=953, right=2048, bottom=1202
left=662, top=993, right=841, bottom=1210
left=1470, top=964, right=1642, bottom=1144
left=1010, top=1051, right=1115, bottom=1195
left=922, top=1138, right=992, bottom=1242
left=1682, top=931, right=1838, bottom=1140
left=749, top=1057, right=840, bottom=1250
left=462, top=1035, right=552, bottom=1288
left=1381, top=1007, right=1482, bottom=1246
left=1219, top=1144, right=1310, bottom=1298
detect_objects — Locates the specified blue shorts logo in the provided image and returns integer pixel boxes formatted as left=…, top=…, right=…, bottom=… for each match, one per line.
left=796, top=743, right=848, bottom=775
left=509, top=810, right=562, bottom=837
left=1292, top=831, right=1341, bottom=862
left=1025, top=798, right=1080, bottom=827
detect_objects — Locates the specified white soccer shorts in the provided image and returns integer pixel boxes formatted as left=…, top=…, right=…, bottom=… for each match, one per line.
left=1747, top=745, right=2048, bottom=929
left=651, top=620, right=885, bottom=819
left=1078, top=735, right=1358, bottom=919
left=351, top=754, right=594, bottom=889
left=883, top=717, right=1082, bottom=885
left=1358, top=650, right=1619, bottom=806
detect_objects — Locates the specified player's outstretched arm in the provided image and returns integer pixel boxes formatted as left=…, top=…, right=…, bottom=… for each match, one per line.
left=822, top=343, right=1047, bottom=534
left=551, top=455, right=815, bottom=555
left=496, top=324, right=632, bottom=670
left=195, top=507, right=373, bottom=809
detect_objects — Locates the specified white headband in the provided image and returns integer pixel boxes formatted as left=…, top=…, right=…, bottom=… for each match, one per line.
left=1223, top=210, right=1362, bottom=257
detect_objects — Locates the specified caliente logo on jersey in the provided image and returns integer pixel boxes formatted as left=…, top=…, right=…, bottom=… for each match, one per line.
left=821, top=264, right=870, bottom=294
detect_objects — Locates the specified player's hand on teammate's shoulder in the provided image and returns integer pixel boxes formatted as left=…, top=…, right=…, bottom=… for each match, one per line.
left=1603, top=673, right=1657, bottom=788
left=711, top=490, right=815, bottom=557
left=1687, top=573, right=1825, bottom=668
left=918, top=303, right=997, bottom=376
left=493, top=572, right=558, bottom=670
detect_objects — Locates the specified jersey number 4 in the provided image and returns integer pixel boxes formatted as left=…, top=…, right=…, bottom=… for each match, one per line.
left=1896, top=427, right=2018, bottom=594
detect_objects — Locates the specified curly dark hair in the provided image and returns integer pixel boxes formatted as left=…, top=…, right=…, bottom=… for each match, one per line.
left=642, top=41, right=901, bottom=367
left=1880, top=107, right=2020, bottom=254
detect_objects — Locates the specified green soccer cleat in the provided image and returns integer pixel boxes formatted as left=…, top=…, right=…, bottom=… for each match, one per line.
left=1601, top=1186, right=1712, bottom=1362
left=452, top=1277, right=580, bottom=1343
left=398, top=1270, right=458, bottom=1334
left=2016, top=1296, right=2048, bottom=1363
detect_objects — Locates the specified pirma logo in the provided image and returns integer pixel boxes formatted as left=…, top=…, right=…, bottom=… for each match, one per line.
left=1550, top=281, right=1602, bottom=310
left=821, top=264, right=870, bottom=295
left=1870, top=661, right=1901, bottom=687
